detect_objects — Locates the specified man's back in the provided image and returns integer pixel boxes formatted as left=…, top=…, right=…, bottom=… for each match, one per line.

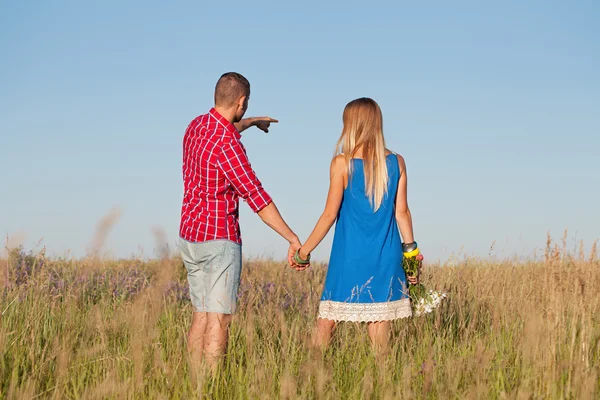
left=179, top=108, right=272, bottom=244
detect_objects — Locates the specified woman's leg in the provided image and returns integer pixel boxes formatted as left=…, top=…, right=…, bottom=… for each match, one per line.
left=367, top=321, right=391, bottom=356
left=312, top=318, right=336, bottom=349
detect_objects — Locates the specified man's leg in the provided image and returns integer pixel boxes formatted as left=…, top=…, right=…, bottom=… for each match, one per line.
left=204, top=312, right=233, bottom=368
left=202, top=240, right=241, bottom=369
left=179, top=238, right=210, bottom=370
left=180, top=239, right=241, bottom=371
left=188, top=312, right=208, bottom=368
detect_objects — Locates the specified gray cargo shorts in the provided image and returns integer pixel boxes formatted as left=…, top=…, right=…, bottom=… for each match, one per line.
left=178, top=238, right=242, bottom=314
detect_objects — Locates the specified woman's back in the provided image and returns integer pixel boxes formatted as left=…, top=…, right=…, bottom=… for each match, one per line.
left=336, top=153, right=400, bottom=253
left=319, top=152, right=411, bottom=321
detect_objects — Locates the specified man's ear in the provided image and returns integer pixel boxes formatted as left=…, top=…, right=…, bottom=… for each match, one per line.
left=238, top=95, right=247, bottom=110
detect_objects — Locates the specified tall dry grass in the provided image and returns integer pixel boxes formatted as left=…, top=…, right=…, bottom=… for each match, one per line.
left=0, top=236, right=599, bottom=399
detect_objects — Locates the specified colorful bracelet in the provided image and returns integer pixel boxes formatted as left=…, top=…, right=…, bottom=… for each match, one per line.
left=294, top=249, right=311, bottom=265
left=402, top=241, right=420, bottom=258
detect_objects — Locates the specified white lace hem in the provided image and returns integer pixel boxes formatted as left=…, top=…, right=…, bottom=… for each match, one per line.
left=318, top=298, right=412, bottom=322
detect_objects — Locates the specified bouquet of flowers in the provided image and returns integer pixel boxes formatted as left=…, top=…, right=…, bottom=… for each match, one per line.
left=402, top=242, right=447, bottom=316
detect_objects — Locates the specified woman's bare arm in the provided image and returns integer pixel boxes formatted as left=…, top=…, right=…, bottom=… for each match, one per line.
left=298, top=155, right=346, bottom=259
left=395, top=154, right=415, bottom=244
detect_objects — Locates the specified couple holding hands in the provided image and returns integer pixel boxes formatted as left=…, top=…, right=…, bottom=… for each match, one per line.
left=179, top=72, right=423, bottom=367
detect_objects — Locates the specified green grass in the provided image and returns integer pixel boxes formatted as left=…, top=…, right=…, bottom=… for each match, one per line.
left=1, top=242, right=599, bottom=399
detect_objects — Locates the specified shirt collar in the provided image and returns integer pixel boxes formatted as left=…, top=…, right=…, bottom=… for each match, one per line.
left=209, top=108, right=241, bottom=139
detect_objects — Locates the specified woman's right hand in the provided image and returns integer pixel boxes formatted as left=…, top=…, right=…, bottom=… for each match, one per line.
left=407, top=254, right=424, bottom=285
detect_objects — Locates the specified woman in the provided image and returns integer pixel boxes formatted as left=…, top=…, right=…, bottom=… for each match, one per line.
left=294, top=97, right=423, bottom=352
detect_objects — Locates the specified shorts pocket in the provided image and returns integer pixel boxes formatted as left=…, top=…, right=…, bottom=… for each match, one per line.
left=197, top=241, right=228, bottom=274
left=179, top=238, right=196, bottom=268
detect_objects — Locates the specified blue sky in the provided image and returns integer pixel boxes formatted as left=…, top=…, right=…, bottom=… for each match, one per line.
left=1, top=0, right=598, bottom=262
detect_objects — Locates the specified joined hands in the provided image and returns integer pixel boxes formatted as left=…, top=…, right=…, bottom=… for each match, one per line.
left=287, top=241, right=310, bottom=271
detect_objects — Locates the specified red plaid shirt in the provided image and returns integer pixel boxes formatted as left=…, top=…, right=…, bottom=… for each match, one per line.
left=179, top=108, right=272, bottom=244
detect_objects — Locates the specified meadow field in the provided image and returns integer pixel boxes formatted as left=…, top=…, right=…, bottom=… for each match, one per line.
left=1, top=236, right=598, bottom=399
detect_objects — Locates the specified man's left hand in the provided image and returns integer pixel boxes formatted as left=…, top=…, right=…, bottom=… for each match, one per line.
left=254, top=117, right=278, bottom=133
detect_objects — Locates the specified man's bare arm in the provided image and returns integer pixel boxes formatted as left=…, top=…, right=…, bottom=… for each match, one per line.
left=257, top=202, right=303, bottom=269
left=257, top=202, right=299, bottom=244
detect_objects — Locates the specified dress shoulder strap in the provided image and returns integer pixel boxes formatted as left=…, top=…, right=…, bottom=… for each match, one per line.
left=388, top=152, right=401, bottom=178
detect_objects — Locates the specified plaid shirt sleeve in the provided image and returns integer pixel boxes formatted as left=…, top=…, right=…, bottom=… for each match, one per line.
left=217, top=137, right=272, bottom=213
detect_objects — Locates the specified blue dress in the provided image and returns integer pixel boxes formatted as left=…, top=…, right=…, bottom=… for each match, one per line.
left=318, top=153, right=412, bottom=322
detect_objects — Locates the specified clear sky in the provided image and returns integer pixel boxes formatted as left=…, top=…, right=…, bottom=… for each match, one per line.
left=1, top=1, right=598, bottom=262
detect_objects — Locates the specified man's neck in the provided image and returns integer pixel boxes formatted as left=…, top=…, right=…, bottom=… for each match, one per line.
left=214, top=106, right=236, bottom=124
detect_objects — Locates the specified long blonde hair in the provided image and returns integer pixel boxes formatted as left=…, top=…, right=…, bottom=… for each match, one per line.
left=336, top=98, right=388, bottom=211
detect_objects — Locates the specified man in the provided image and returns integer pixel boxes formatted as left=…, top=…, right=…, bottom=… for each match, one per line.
left=179, top=72, right=303, bottom=368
